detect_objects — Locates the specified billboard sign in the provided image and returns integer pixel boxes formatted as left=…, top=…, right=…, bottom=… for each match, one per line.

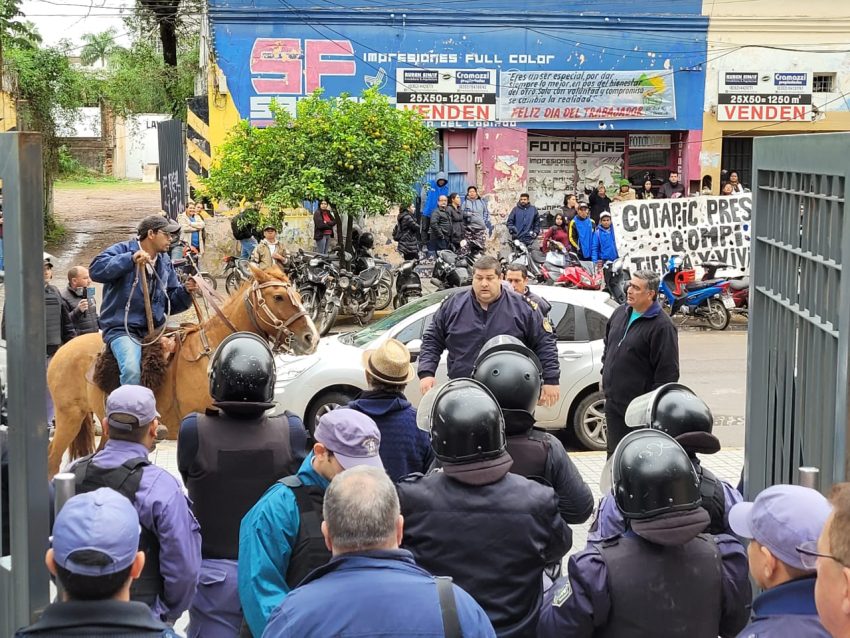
left=717, top=71, right=812, bottom=122
left=396, top=68, right=497, bottom=122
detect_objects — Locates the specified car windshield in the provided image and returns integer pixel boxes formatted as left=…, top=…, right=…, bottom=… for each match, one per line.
left=342, top=288, right=459, bottom=347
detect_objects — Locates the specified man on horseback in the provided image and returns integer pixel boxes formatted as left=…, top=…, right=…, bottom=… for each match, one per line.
left=89, top=215, right=198, bottom=386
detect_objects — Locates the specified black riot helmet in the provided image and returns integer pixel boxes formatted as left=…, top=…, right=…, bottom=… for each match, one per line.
left=357, top=231, right=375, bottom=250
left=208, top=332, right=276, bottom=416
left=612, top=429, right=702, bottom=520
left=417, top=379, right=506, bottom=463
left=625, top=383, right=718, bottom=454
left=472, top=336, right=542, bottom=417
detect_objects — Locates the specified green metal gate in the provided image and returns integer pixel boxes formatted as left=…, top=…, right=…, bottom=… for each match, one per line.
left=745, top=132, right=850, bottom=496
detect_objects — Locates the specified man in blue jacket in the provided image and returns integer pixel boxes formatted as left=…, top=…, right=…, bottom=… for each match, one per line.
left=591, top=211, right=619, bottom=266
left=237, top=409, right=383, bottom=637
left=348, top=339, right=433, bottom=482
left=420, top=171, right=449, bottom=256
left=417, top=255, right=560, bottom=407
left=568, top=202, right=595, bottom=262
left=263, top=466, right=495, bottom=637
left=89, top=215, right=196, bottom=386
left=731, top=484, right=831, bottom=638
left=506, top=193, right=540, bottom=246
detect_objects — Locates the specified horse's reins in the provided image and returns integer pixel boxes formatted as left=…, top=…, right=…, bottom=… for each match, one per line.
left=244, top=280, right=309, bottom=353
left=125, top=261, right=170, bottom=347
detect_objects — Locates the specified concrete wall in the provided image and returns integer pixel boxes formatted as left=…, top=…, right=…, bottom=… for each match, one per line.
left=116, top=114, right=170, bottom=180
left=701, top=2, right=850, bottom=189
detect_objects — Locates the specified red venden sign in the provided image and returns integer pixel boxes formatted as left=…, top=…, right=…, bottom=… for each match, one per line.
left=400, top=103, right=494, bottom=121
left=719, top=104, right=809, bottom=122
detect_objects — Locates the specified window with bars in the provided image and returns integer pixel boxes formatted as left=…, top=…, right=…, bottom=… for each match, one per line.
left=813, top=73, right=836, bottom=93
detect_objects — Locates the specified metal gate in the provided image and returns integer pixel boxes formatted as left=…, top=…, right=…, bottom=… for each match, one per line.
left=0, top=133, right=51, bottom=636
left=157, top=119, right=188, bottom=220
left=745, top=132, right=850, bottom=497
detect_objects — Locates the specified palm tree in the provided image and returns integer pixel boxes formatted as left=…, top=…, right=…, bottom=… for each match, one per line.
left=80, top=28, right=120, bottom=67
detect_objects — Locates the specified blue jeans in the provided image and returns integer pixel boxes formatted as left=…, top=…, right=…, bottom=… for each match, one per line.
left=110, top=335, right=142, bottom=386
left=315, top=236, right=331, bottom=254
left=239, top=237, right=257, bottom=259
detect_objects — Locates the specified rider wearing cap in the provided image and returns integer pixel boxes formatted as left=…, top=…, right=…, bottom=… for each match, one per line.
left=398, top=379, right=571, bottom=637
left=177, top=333, right=309, bottom=638
left=538, top=430, right=751, bottom=638
left=65, top=385, right=202, bottom=623
left=591, top=383, right=743, bottom=539
left=89, top=215, right=197, bottom=386
left=472, top=336, right=592, bottom=525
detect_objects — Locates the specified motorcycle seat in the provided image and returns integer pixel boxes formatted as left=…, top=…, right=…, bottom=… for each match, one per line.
left=438, top=250, right=457, bottom=265
left=684, top=280, right=719, bottom=291
left=360, top=267, right=382, bottom=288
left=729, top=278, right=750, bottom=290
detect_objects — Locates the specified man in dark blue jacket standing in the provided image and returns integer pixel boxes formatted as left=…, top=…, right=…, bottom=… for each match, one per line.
left=348, top=339, right=433, bottom=482
left=418, top=255, right=560, bottom=407
left=507, top=193, right=540, bottom=246
left=89, top=215, right=196, bottom=387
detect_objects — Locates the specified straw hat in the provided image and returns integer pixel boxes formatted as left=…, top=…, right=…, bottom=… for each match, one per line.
left=362, top=338, right=416, bottom=385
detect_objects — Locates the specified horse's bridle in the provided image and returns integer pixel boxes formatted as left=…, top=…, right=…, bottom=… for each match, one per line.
left=244, top=279, right=309, bottom=353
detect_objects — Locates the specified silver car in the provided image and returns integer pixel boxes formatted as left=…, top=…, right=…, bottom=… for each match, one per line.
left=273, top=285, right=614, bottom=450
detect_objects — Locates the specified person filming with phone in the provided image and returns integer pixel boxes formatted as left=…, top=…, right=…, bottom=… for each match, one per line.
left=61, top=265, right=100, bottom=336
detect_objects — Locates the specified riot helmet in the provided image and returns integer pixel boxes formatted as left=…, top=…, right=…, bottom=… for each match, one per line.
left=612, top=429, right=701, bottom=520
left=417, top=378, right=506, bottom=463
left=625, top=383, right=718, bottom=454
left=208, top=332, right=276, bottom=414
left=472, top=335, right=542, bottom=416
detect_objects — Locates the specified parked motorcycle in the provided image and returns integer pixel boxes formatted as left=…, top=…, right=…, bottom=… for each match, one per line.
left=173, top=242, right=216, bottom=291
left=659, top=256, right=733, bottom=330
left=317, top=262, right=383, bottom=336
left=702, top=261, right=749, bottom=318
left=430, top=240, right=484, bottom=289
left=350, top=232, right=393, bottom=310
left=541, top=240, right=603, bottom=291
left=502, top=238, right=546, bottom=282
left=222, top=255, right=251, bottom=295
left=297, top=254, right=335, bottom=321
left=393, top=259, right=423, bottom=308
left=603, top=253, right=629, bottom=304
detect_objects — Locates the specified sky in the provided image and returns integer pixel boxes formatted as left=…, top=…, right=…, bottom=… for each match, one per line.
left=21, top=0, right=135, bottom=48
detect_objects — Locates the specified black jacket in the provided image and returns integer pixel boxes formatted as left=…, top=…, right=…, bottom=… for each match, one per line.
left=601, top=301, right=679, bottom=413
left=658, top=181, right=687, bottom=199
left=230, top=210, right=257, bottom=241
left=61, top=286, right=99, bottom=335
left=395, top=210, right=420, bottom=256
left=588, top=189, right=611, bottom=225
left=15, top=599, right=178, bottom=636
left=313, top=209, right=335, bottom=241
left=398, top=465, right=572, bottom=637
left=2, top=285, right=75, bottom=356
left=447, top=205, right=465, bottom=246
left=430, top=206, right=451, bottom=242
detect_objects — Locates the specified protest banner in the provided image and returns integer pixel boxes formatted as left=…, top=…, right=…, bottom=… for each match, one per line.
left=499, top=70, right=676, bottom=122
left=611, top=193, right=752, bottom=276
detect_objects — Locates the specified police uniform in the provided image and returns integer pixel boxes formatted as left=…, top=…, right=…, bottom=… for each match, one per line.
left=177, top=408, right=307, bottom=638
left=417, top=287, right=559, bottom=384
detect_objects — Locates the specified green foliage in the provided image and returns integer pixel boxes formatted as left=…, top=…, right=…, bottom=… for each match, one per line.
left=98, top=36, right=198, bottom=119
left=0, top=0, right=40, bottom=50
left=79, top=28, right=121, bottom=67
left=203, top=89, right=435, bottom=245
left=57, top=145, right=90, bottom=178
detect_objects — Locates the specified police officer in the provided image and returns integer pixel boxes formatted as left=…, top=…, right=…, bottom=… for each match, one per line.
left=504, top=262, right=551, bottom=317
left=592, top=383, right=743, bottom=539
left=418, top=254, right=560, bottom=407
left=237, top=408, right=384, bottom=637
left=176, top=332, right=309, bottom=638
left=472, top=336, right=593, bottom=525
left=398, top=379, right=571, bottom=637
left=68, top=385, right=202, bottom=623
left=538, top=429, right=752, bottom=638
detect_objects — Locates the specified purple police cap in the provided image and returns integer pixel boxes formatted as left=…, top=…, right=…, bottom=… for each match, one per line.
left=105, top=385, right=160, bottom=431
left=314, top=408, right=383, bottom=470
left=729, top=484, right=830, bottom=570
left=52, top=488, right=141, bottom=576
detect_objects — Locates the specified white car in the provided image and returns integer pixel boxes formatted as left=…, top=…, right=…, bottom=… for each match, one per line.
left=273, top=285, right=615, bottom=450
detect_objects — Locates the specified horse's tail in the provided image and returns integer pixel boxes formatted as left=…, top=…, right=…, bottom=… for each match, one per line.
left=68, top=413, right=95, bottom=461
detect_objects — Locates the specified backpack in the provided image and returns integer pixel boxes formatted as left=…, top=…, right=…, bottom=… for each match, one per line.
left=392, top=222, right=401, bottom=241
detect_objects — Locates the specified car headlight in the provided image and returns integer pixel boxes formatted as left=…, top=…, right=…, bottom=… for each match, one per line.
left=275, top=356, right=319, bottom=383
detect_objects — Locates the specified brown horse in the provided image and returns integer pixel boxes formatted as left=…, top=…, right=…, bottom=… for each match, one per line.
left=46, top=264, right=319, bottom=477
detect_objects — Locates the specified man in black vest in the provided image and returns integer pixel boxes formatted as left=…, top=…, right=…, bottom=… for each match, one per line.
left=68, top=385, right=202, bottom=622
left=398, top=379, right=572, bottom=637
left=237, top=408, right=383, bottom=637
left=177, top=332, right=309, bottom=638
left=60, top=265, right=99, bottom=336
left=592, top=383, right=743, bottom=538
left=538, top=429, right=751, bottom=638
left=472, top=335, right=593, bottom=526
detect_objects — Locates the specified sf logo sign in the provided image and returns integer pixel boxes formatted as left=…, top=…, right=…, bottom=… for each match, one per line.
left=250, top=38, right=356, bottom=95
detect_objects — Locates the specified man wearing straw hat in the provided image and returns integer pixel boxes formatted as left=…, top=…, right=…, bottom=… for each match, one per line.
left=348, top=339, right=433, bottom=482
left=89, top=214, right=197, bottom=387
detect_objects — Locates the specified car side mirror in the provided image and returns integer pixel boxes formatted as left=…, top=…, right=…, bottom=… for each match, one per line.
left=406, top=338, right=422, bottom=362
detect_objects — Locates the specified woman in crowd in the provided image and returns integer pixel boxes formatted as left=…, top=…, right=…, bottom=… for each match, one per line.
left=636, top=180, right=655, bottom=199
left=313, top=199, right=335, bottom=254
left=542, top=212, right=570, bottom=253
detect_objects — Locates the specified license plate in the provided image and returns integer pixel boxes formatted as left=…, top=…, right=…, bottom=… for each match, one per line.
left=723, top=295, right=735, bottom=309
